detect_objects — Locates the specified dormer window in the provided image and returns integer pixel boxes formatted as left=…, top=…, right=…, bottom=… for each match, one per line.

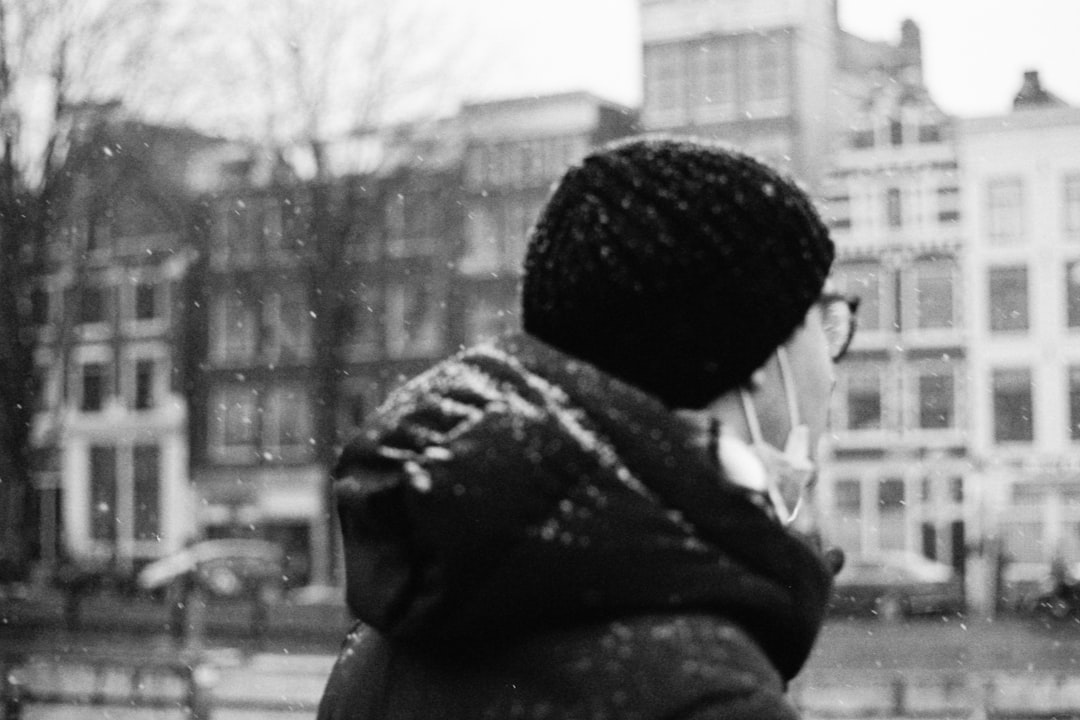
left=889, top=118, right=904, bottom=146
left=918, top=123, right=942, bottom=143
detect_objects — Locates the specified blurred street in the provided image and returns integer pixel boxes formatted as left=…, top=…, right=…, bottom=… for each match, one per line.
left=6, top=609, right=1080, bottom=718
left=812, top=613, right=1080, bottom=673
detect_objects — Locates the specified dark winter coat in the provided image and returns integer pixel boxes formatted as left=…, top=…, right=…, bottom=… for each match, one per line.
left=317, top=333, right=834, bottom=720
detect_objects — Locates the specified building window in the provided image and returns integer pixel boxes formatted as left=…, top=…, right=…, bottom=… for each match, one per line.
left=745, top=34, right=788, bottom=111
left=132, top=444, right=161, bottom=541
left=134, top=282, right=158, bottom=321
left=258, top=197, right=285, bottom=252
left=466, top=147, right=487, bottom=188
left=1069, top=366, right=1080, bottom=441
left=133, top=359, right=155, bottom=410
left=910, top=262, right=955, bottom=329
left=949, top=477, right=963, bottom=503
left=988, top=266, right=1029, bottom=332
left=886, top=188, right=903, bottom=229
left=212, top=387, right=259, bottom=461
left=917, top=371, right=954, bottom=429
left=387, top=277, right=443, bottom=358
left=918, top=123, right=943, bottom=143
left=691, top=38, right=736, bottom=119
left=1066, top=262, right=1080, bottom=328
left=88, top=208, right=112, bottom=253
left=214, top=294, right=258, bottom=363
left=264, top=387, right=313, bottom=460
left=462, top=204, right=500, bottom=273
left=214, top=198, right=258, bottom=265
left=879, top=478, right=905, bottom=508
left=851, top=127, right=875, bottom=149
left=80, top=286, right=108, bottom=325
left=1066, top=174, right=1080, bottom=241
left=834, top=264, right=885, bottom=333
left=993, top=368, right=1033, bottom=443
left=265, top=286, right=312, bottom=362
left=987, top=177, right=1024, bottom=244
left=89, top=446, right=118, bottom=543
left=824, top=195, right=851, bottom=230
left=81, top=362, right=108, bottom=412
left=842, top=364, right=883, bottom=431
left=387, top=192, right=438, bottom=255
left=878, top=477, right=906, bottom=551
left=889, top=118, right=904, bottom=146
left=835, top=479, right=861, bottom=515
left=112, top=194, right=171, bottom=239
left=937, top=186, right=960, bottom=224
left=344, top=283, right=381, bottom=360
left=33, top=362, right=55, bottom=412
left=644, top=43, right=686, bottom=119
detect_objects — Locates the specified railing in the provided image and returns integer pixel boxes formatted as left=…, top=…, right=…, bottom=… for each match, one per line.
left=12, top=655, right=1080, bottom=720
left=0, top=650, right=323, bottom=719
left=794, top=669, right=1080, bottom=719
left=1, top=652, right=211, bottom=720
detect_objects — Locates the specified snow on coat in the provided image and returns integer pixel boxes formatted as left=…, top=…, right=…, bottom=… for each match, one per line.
left=318, top=332, right=833, bottom=720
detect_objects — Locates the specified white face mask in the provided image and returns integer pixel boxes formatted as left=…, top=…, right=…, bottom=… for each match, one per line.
left=716, top=347, right=817, bottom=526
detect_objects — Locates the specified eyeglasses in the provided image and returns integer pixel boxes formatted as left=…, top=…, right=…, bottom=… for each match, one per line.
left=819, top=293, right=860, bottom=363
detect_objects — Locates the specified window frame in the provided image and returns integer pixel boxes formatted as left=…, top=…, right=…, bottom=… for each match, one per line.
left=988, top=265, right=1030, bottom=333
left=209, top=385, right=260, bottom=464
left=211, top=292, right=259, bottom=365
left=690, top=36, right=737, bottom=121
left=263, top=385, right=314, bottom=462
left=987, top=176, right=1025, bottom=245
left=644, top=42, right=688, bottom=123
left=1064, top=173, right=1080, bottom=241
left=886, top=187, right=903, bottom=229
left=907, top=260, right=957, bottom=331
left=911, top=363, right=958, bottom=431
left=992, top=367, right=1035, bottom=444
left=835, top=361, right=888, bottom=434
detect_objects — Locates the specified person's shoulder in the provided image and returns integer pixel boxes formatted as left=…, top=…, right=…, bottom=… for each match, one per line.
left=334, top=335, right=541, bottom=476
left=493, top=614, right=798, bottom=720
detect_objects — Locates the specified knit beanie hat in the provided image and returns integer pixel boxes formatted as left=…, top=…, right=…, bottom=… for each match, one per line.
left=521, top=137, right=835, bottom=409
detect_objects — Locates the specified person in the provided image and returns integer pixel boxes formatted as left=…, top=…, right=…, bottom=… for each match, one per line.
left=317, top=137, right=856, bottom=719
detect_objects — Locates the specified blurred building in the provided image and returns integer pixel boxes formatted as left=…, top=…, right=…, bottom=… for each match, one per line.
left=182, top=95, right=637, bottom=585
left=638, top=0, right=922, bottom=189
left=17, top=93, right=636, bottom=587
left=454, top=92, right=638, bottom=343
left=187, top=134, right=464, bottom=586
left=958, top=71, right=1080, bottom=585
left=637, top=0, right=972, bottom=568
left=815, top=68, right=966, bottom=571
left=28, top=116, right=236, bottom=575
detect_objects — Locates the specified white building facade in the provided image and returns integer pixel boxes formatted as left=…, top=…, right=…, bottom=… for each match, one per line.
left=959, top=103, right=1080, bottom=584
left=816, top=75, right=969, bottom=572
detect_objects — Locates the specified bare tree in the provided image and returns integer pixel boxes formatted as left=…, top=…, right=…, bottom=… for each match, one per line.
left=0, top=0, right=170, bottom=580
left=174, top=0, right=474, bottom=175
left=176, top=0, right=480, bottom=583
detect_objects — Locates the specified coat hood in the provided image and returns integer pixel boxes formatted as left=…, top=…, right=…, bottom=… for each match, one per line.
left=333, top=333, right=833, bottom=680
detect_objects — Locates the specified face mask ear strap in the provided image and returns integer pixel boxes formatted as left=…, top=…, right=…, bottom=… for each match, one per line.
left=738, top=386, right=765, bottom=445
left=775, top=347, right=802, bottom=429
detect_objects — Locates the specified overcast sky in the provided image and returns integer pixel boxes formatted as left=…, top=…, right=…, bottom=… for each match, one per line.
left=464, top=0, right=1080, bottom=118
